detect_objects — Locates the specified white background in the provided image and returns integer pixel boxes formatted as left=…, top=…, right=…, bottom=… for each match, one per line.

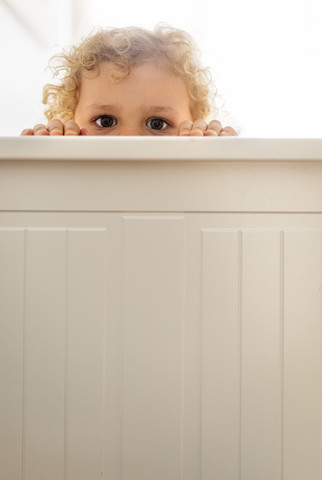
left=0, top=0, right=321, bottom=136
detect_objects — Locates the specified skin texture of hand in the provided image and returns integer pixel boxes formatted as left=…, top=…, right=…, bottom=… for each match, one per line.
left=20, top=118, right=237, bottom=137
left=178, top=119, right=238, bottom=136
left=20, top=119, right=88, bottom=136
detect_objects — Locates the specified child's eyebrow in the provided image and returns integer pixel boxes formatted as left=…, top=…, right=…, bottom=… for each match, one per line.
left=86, top=104, right=119, bottom=111
left=86, top=104, right=178, bottom=115
left=147, top=106, right=178, bottom=114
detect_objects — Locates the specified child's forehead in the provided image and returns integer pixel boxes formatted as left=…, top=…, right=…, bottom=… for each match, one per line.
left=81, top=59, right=175, bottom=82
left=76, top=59, right=192, bottom=116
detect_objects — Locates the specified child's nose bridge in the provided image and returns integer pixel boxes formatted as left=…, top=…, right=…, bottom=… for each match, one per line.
left=118, top=124, right=144, bottom=136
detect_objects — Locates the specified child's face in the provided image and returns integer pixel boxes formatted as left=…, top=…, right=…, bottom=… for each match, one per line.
left=74, top=62, right=193, bottom=135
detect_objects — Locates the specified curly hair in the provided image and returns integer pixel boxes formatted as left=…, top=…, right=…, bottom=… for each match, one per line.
left=43, top=24, right=217, bottom=122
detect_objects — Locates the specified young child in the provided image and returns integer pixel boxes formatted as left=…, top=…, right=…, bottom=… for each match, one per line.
left=21, top=24, right=237, bottom=137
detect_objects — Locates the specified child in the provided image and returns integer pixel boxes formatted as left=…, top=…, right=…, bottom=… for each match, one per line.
left=21, top=24, right=237, bottom=137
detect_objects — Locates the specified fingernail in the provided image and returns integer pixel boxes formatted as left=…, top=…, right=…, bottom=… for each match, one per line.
left=50, top=128, right=62, bottom=135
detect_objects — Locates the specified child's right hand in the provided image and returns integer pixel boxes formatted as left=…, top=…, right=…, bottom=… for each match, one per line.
left=20, top=119, right=88, bottom=136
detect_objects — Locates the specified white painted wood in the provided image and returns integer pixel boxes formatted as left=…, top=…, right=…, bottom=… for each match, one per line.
left=241, top=231, right=282, bottom=480
left=283, top=232, right=322, bottom=480
left=201, top=230, right=240, bottom=480
left=0, top=138, right=321, bottom=480
left=122, top=216, right=184, bottom=480
left=66, top=228, right=106, bottom=480
left=0, top=229, right=24, bottom=480
left=23, top=229, right=66, bottom=480
left=1, top=137, right=322, bottom=161
left=2, top=139, right=322, bottom=213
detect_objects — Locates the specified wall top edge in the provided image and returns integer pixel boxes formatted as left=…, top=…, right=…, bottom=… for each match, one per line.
left=1, top=137, right=322, bottom=162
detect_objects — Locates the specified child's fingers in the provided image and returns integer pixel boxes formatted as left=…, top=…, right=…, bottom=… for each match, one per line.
left=204, top=121, right=238, bottom=137
left=47, top=119, right=64, bottom=135
left=47, top=119, right=82, bottom=135
left=219, top=126, right=238, bottom=136
left=33, top=124, right=50, bottom=135
left=178, top=119, right=208, bottom=136
left=20, top=128, right=34, bottom=136
left=204, top=120, right=222, bottom=136
left=178, top=120, right=193, bottom=136
left=64, top=120, right=81, bottom=136
left=190, top=120, right=208, bottom=136
left=22, top=120, right=84, bottom=136
left=179, top=119, right=232, bottom=137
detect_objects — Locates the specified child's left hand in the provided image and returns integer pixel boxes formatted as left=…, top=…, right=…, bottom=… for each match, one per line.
left=178, top=120, right=238, bottom=136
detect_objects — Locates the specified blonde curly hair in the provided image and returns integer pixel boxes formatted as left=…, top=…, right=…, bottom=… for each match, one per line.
left=43, top=24, right=217, bottom=122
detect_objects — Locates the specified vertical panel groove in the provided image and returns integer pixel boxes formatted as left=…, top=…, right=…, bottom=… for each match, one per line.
left=200, top=230, right=204, bottom=480
left=180, top=219, right=185, bottom=480
left=238, top=230, right=242, bottom=480
left=321, top=232, right=322, bottom=480
left=64, top=229, right=69, bottom=480
left=280, top=231, right=284, bottom=480
left=22, top=228, right=28, bottom=480
left=100, top=229, right=110, bottom=479
left=121, top=218, right=125, bottom=480
left=100, top=228, right=108, bottom=479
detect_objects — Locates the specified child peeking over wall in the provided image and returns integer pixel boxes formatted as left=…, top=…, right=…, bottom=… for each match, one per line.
left=21, top=24, right=238, bottom=137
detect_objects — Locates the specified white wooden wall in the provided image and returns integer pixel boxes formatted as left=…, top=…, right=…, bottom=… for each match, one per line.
left=0, top=138, right=321, bottom=480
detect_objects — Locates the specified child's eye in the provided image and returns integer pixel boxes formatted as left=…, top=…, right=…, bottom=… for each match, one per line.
left=146, top=118, right=169, bottom=130
left=94, top=115, right=117, bottom=128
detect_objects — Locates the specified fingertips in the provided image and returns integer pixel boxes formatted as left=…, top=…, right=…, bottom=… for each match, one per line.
left=20, top=128, right=34, bottom=136
left=21, top=120, right=85, bottom=136
left=205, top=120, right=238, bottom=137
left=47, top=119, right=64, bottom=135
left=206, top=120, right=222, bottom=136
left=178, top=119, right=208, bottom=136
left=64, top=120, right=81, bottom=136
left=33, top=124, right=50, bottom=135
left=204, top=130, right=218, bottom=136
left=219, top=126, right=238, bottom=136
left=190, top=119, right=208, bottom=136
left=178, top=120, right=193, bottom=136
left=47, top=119, right=82, bottom=136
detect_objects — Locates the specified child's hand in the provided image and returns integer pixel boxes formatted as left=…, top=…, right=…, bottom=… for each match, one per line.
left=178, top=120, right=238, bottom=136
left=20, top=119, right=88, bottom=136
